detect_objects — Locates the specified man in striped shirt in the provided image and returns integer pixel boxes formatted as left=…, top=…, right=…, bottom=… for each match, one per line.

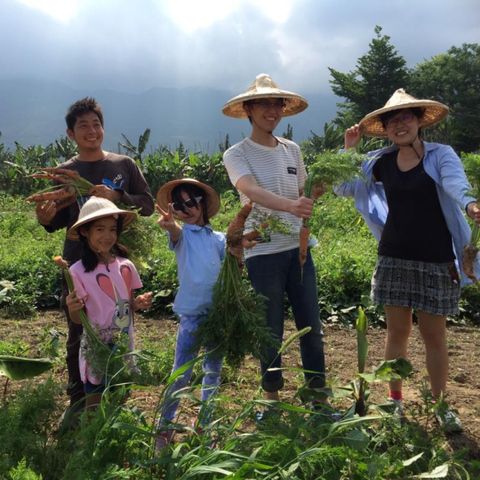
left=222, top=74, right=327, bottom=410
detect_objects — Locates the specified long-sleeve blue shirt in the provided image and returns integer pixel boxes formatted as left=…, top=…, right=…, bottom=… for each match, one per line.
left=335, top=142, right=480, bottom=285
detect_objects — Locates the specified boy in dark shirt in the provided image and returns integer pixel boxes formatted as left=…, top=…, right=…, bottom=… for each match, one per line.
left=35, top=97, right=154, bottom=414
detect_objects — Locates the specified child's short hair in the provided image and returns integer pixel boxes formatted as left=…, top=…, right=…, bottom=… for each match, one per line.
left=65, top=97, right=104, bottom=130
left=171, top=183, right=210, bottom=225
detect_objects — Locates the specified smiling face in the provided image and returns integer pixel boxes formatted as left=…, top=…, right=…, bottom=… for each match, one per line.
left=383, top=108, right=421, bottom=146
left=80, top=216, right=118, bottom=260
left=67, top=111, right=104, bottom=154
left=172, top=189, right=205, bottom=226
left=244, top=98, right=285, bottom=135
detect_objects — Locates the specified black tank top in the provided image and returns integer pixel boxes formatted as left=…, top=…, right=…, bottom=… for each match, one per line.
left=373, top=151, right=454, bottom=262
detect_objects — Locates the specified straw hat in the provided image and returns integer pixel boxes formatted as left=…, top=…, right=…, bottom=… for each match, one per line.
left=67, top=196, right=137, bottom=240
left=359, top=88, right=449, bottom=137
left=222, top=73, right=308, bottom=119
left=156, top=178, right=220, bottom=218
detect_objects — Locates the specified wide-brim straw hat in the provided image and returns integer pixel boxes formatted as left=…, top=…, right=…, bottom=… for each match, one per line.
left=359, top=88, right=449, bottom=137
left=67, top=196, right=137, bottom=240
left=156, top=178, right=220, bottom=218
left=222, top=73, right=308, bottom=119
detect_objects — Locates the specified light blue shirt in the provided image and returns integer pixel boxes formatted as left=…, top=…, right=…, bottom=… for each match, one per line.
left=169, top=224, right=226, bottom=316
left=335, top=142, right=480, bottom=285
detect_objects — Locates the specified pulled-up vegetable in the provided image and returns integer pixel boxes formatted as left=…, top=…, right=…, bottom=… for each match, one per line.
left=299, top=150, right=364, bottom=275
left=461, top=153, right=480, bottom=282
left=26, top=167, right=93, bottom=207
left=195, top=204, right=278, bottom=369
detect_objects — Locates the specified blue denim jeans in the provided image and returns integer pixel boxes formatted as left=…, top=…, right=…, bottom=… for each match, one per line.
left=246, top=247, right=325, bottom=392
left=159, top=314, right=223, bottom=427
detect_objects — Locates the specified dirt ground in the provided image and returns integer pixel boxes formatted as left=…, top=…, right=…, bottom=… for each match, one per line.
left=1, top=310, right=479, bottom=459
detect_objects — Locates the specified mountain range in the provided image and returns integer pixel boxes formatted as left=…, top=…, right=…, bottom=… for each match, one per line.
left=0, top=78, right=339, bottom=153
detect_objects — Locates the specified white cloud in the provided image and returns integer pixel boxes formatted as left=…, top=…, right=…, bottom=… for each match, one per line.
left=17, top=0, right=80, bottom=22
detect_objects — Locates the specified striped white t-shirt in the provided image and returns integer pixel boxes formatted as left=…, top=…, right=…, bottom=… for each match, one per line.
left=223, top=136, right=306, bottom=259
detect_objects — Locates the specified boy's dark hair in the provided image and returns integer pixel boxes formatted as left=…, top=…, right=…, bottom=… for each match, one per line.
left=380, top=107, right=424, bottom=128
left=171, top=183, right=209, bottom=224
left=79, top=217, right=128, bottom=272
left=65, top=97, right=104, bottom=130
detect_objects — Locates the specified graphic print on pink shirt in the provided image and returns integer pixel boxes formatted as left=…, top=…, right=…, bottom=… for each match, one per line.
left=96, top=264, right=134, bottom=331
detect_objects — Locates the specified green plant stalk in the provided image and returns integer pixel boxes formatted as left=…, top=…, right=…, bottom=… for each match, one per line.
left=355, top=307, right=368, bottom=416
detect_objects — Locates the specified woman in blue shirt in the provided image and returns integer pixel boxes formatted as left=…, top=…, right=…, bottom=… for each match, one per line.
left=338, top=89, right=480, bottom=432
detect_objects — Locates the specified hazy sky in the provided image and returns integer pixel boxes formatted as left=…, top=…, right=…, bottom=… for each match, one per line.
left=2, top=0, right=479, bottom=97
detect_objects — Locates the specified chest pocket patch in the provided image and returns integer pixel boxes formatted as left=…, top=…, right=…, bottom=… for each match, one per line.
left=287, top=167, right=297, bottom=175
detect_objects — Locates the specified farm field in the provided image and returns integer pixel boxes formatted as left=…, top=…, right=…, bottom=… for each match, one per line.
left=1, top=309, right=479, bottom=478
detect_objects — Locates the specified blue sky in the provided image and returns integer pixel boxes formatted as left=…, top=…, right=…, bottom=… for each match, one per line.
left=2, top=0, right=479, bottom=97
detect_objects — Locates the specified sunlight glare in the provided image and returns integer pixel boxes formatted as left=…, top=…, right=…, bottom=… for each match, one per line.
left=17, top=0, right=79, bottom=23
left=248, top=0, right=294, bottom=24
left=165, top=0, right=240, bottom=33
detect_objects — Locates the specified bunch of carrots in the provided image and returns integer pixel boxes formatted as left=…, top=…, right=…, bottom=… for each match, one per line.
left=26, top=167, right=93, bottom=206
left=461, top=153, right=480, bottom=281
left=29, top=168, right=151, bottom=269
left=299, top=150, right=364, bottom=275
left=195, top=203, right=278, bottom=369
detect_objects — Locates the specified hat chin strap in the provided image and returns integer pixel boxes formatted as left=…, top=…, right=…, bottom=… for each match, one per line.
left=408, top=135, right=424, bottom=160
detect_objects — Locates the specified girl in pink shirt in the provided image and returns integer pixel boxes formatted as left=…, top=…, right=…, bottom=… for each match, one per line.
left=65, top=196, right=152, bottom=409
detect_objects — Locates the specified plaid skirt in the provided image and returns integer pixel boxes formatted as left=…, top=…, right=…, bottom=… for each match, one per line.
left=371, top=256, right=461, bottom=316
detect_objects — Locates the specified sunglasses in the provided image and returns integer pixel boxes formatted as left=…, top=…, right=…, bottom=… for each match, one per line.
left=172, top=195, right=203, bottom=213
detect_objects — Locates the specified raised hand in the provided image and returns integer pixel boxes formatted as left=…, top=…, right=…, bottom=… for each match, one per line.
left=344, top=124, right=362, bottom=150
left=35, top=200, right=57, bottom=225
left=156, top=203, right=182, bottom=242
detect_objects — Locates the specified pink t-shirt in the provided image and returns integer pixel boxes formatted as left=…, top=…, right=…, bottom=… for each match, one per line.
left=69, top=256, right=142, bottom=384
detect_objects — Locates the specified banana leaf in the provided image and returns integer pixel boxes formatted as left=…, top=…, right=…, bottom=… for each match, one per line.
left=0, top=355, right=53, bottom=380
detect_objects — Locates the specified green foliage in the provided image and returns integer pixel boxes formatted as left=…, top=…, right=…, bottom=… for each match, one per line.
left=196, top=253, right=278, bottom=369
left=301, top=122, right=344, bottom=165
left=329, top=26, right=410, bottom=128
left=7, top=458, right=43, bottom=480
left=119, top=128, right=151, bottom=162
left=306, top=150, right=364, bottom=190
left=0, top=138, right=75, bottom=196
left=0, top=356, right=53, bottom=381
left=0, top=195, right=63, bottom=317
left=138, top=144, right=231, bottom=197
left=410, top=43, right=480, bottom=153
left=0, top=357, right=473, bottom=479
left=0, top=379, right=60, bottom=476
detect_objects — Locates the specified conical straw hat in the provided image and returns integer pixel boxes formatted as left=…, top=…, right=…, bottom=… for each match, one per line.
left=156, top=178, right=220, bottom=218
left=359, top=88, right=449, bottom=137
left=222, top=73, right=308, bottom=119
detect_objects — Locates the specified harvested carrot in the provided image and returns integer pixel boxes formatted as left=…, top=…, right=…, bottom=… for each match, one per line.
left=26, top=186, right=76, bottom=203
left=226, top=202, right=253, bottom=247
left=299, top=222, right=310, bottom=272
left=42, top=167, right=81, bottom=179
left=462, top=244, right=478, bottom=282
left=30, top=173, right=75, bottom=185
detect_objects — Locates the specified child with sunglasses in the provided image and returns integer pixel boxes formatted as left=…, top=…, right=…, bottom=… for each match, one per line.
left=155, top=178, right=225, bottom=449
